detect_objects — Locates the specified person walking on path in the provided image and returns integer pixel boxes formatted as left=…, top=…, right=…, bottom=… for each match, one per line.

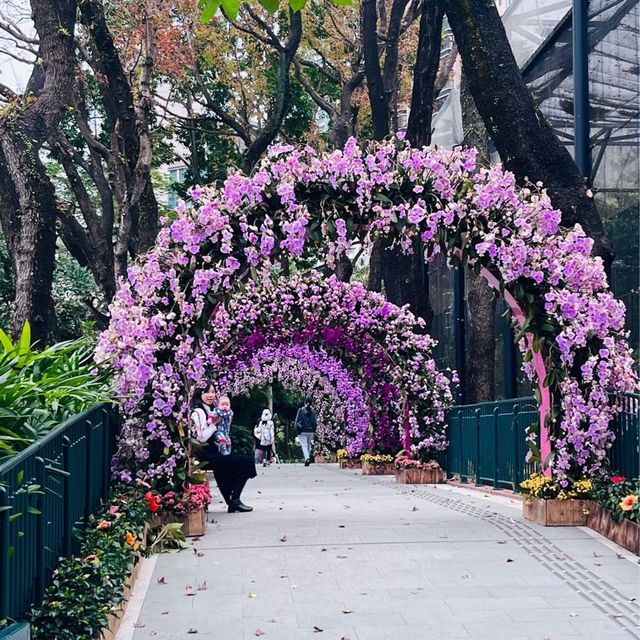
left=254, top=409, right=276, bottom=467
left=295, top=399, right=317, bottom=466
left=191, top=382, right=256, bottom=512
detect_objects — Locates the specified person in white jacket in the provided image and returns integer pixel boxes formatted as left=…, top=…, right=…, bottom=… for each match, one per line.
left=254, top=409, right=275, bottom=467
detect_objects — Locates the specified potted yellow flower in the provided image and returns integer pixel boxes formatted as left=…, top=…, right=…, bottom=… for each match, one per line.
left=360, top=453, right=395, bottom=475
left=519, top=473, right=592, bottom=526
left=337, top=449, right=362, bottom=469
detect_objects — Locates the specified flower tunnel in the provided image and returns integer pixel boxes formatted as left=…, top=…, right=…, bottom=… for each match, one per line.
left=205, top=274, right=457, bottom=457
left=97, top=136, right=637, bottom=487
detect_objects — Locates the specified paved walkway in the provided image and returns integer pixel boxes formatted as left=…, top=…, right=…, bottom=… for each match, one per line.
left=122, top=464, right=639, bottom=640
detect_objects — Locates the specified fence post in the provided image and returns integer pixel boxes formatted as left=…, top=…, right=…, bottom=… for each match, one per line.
left=62, top=436, right=72, bottom=557
left=34, top=456, right=47, bottom=604
left=101, top=408, right=111, bottom=502
left=474, top=409, right=482, bottom=486
left=85, top=419, right=95, bottom=521
left=458, top=410, right=466, bottom=483
left=493, top=407, right=500, bottom=490
left=0, top=484, right=9, bottom=621
left=512, top=404, right=521, bottom=490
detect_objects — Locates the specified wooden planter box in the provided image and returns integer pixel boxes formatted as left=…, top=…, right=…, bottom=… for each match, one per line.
left=100, top=555, right=147, bottom=640
left=149, top=508, right=206, bottom=537
left=314, top=454, right=336, bottom=463
left=362, top=462, right=395, bottom=476
left=587, top=502, right=640, bottom=555
left=339, top=459, right=362, bottom=469
left=523, top=497, right=589, bottom=526
left=396, top=468, right=445, bottom=484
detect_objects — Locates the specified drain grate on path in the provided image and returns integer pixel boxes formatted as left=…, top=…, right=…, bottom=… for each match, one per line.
left=349, top=471, right=640, bottom=638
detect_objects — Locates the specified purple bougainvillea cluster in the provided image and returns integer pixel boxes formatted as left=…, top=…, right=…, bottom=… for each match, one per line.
left=97, top=135, right=637, bottom=485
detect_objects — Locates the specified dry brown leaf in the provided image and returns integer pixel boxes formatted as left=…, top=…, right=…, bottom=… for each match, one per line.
left=157, top=576, right=167, bottom=584
left=255, top=629, right=266, bottom=636
left=313, top=626, right=324, bottom=633
left=342, top=609, right=354, bottom=614
left=279, top=535, right=287, bottom=543
left=187, top=628, right=198, bottom=634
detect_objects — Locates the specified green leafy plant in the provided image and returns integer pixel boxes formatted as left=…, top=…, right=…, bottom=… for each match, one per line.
left=592, top=475, right=640, bottom=523
left=0, top=322, right=112, bottom=461
left=30, top=484, right=148, bottom=640
left=148, top=522, right=189, bottom=553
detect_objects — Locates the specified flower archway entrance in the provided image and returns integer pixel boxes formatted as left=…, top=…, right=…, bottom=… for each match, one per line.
left=98, top=137, right=636, bottom=486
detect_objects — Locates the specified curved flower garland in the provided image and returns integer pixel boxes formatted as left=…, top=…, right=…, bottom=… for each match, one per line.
left=217, top=344, right=370, bottom=455
left=97, top=136, right=637, bottom=484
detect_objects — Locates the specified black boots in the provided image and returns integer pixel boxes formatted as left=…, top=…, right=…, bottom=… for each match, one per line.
left=228, top=499, right=253, bottom=513
left=304, top=458, right=311, bottom=467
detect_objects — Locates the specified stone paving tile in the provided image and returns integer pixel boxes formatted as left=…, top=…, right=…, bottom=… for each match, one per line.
left=129, top=464, right=640, bottom=640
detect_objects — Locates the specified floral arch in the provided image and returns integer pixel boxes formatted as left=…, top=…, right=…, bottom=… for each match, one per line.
left=218, top=343, right=371, bottom=455
left=206, top=274, right=456, bottom=457
left=97, top=136, right=637, bottom=486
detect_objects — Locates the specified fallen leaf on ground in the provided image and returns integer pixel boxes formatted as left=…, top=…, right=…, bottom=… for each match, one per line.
left=496, top=540, right=508, bottom=544
left=161, top=611, right=169, bottom=615
left=313, top=626, right=323, bottom=633
left=187, top=628, right=198, bottom=634
left=321, top=548, right=327, bottom=552
left=506, top=558, right=514, bottom=563
left=157, top=576, right=167, bottom=584
left=338, top=525, right=346, bottom=528
left=133, top=621, right=145, bottom=628
left=342, top=609, right=354, bottom=614
left=267, top=618, right=277, bottom=623
left=248, top=593, right=258, bottom=598
left=336, top=555, right=348, bottom=559
left=185, top=586, right=197, bottom=596
left=197, top=581, right=207, bottom=591
left=569, top=613, right=578, bottom=618
left=279, top=535, right=287, bottom=543
left=411, top=507, right=418, bottom=512
left=255, top=629, right=266, bottom=636
left=462, top=574, right=471, bottom=579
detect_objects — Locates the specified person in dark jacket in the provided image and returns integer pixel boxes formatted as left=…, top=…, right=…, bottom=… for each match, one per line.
left=191, top=382, right=256, bottom=512
left=294, top=399, right=317, bottom=467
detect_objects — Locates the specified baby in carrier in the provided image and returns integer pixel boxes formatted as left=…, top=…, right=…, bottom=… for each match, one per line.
left=211, top=395, right=233, bottom=455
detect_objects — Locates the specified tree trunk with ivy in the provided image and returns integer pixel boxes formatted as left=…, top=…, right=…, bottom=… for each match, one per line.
left=444, top=0, right=612, bottom=265
left=0, top=0, right=77, bottom=343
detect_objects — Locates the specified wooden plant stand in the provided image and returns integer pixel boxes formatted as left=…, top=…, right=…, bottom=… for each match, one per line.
left=522, top=497, right=589, bottom=526
left=396, top=468, right=445, bottom=484
left=362, top=462, right=395, bottom=476
left=149, top=508, right=206, bottom=537
left=587, top=503, right=640, bottom=555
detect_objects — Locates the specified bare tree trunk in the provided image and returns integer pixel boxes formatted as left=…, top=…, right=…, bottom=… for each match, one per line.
left=335, top=254, right=354, bottom=282
left=242, top=9, right=302, bottom=172
left=444, top=0, right=612, bottom=264
left=0, top=0, right=77, bottom=343
left=406, top=0, right=444, bottom=148
left=461, top=72, right=496, bottom=402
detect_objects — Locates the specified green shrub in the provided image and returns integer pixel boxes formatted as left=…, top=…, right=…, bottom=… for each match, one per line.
left=30, top=484, right=148, bottom=640
left=0, top=322, right=112, bottom=461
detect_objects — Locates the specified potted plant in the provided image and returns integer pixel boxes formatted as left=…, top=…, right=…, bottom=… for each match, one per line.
left=395, top=458, right=444, bottom=484
left=146, top=483, right=211, bottom=537
left=520, top=473, right=592, bottom=526
left=588, top=475, right=639, bottom=555
left=337, top=448, right=362, bottom=469
left=360, top=453, right=395, bottom=475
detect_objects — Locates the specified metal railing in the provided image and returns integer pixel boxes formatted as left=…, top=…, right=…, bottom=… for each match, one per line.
left=0, top=405, right=119, bottom=626
left=445, top=393, right=640, bottom=489
left=445, top=397, right=539, bottom=489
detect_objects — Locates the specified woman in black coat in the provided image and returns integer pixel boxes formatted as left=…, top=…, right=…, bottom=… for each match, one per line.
left=191, top=382, right=256, bottom=513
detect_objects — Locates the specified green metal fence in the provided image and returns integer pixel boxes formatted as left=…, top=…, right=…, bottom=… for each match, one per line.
left=0, top=405, right=119, bottom=626
left=608, top=393, right=639, bottom=479
left=445, top=393, right=640, bottom=489
left=446, top=397, right=539, bottom=489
